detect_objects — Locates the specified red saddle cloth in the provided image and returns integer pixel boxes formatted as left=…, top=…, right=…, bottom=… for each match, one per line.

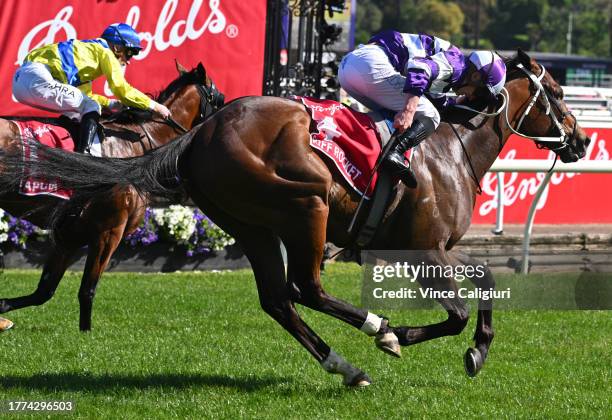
left=295, top=97, right=409, bottom=198
left=14, top=120, right=74, bottom=199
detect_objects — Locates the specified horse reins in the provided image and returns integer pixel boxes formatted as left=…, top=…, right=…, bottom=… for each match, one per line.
left=136, top=79, right=223, bottom=149
left=450, top=62, right=576, bottom=191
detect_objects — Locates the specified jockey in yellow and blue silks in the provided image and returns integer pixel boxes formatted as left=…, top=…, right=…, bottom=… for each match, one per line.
left=12, top=23, right=171, bottom=153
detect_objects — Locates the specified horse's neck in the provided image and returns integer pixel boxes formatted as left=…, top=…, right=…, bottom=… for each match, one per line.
left=463, top=91, right=528, bottom=183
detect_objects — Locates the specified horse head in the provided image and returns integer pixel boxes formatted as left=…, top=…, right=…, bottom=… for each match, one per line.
left=504, top=49, right=590, bottom=163
left=157, top=60, right=225, bottom=126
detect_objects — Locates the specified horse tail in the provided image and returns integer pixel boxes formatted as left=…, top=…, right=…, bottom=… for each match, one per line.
left=0, top=130, right=196, bottom=226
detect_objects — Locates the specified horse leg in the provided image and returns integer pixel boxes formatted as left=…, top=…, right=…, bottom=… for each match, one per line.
left=282, top=196, right=401, bottom=357
left=452, top=251, right=495, bottom=377
left=240, top=228, right=371, bottom=387
left=185, top=188, right=371, bottom=386
left=391, top=251, right=470, bottom=347
left=0, top=245, right=75, bottom=314
left=78, top=225, right=126, bottom=331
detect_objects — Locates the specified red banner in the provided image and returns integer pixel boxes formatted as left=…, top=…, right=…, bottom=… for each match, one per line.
left=0, top=0, right=267, bottom=116
left=472, top=125, right=612, bottom=224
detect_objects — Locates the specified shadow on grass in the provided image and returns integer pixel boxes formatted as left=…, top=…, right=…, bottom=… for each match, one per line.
left=0, top=373, right=289, bottom=393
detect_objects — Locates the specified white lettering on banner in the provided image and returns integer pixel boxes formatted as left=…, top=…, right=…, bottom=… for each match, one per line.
left=16, top=7, right=76, bottom=65
left=130, top=0, right=227, bottom=58
left=15, top=0, right=228, bottom=99
left=16, top=0, right=227, bottom=64
left=478, top=133, right=610, bottom=216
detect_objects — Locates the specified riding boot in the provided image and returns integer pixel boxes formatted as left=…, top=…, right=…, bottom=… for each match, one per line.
left=382, top=118, right=435, bottom=188
left=76, top=111, right=100, bottom=154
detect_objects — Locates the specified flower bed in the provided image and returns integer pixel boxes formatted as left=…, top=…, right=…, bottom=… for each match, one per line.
left=0, top=206, right=236, bottom=257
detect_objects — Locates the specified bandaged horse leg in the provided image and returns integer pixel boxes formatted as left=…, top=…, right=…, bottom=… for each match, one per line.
left=451, top=251, right=495, bottom=377
left=321, top=349, right=371, bottom=387
left=186, top=188, right=372, bottom=386
left=248, top=229, right=371, bottom=386
left=282, top=196, right=401, bottom=357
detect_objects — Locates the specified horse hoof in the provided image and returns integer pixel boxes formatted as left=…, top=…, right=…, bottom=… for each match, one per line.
left=464, top=347, right=483, bottom=377
left=375, top=331, right=402, bottom=358
left=0, top=317, right=14, bottom=332
left=345, top=371, right=372, bottom=387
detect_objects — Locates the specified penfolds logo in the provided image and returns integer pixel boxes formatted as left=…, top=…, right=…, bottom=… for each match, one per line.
left=478, top=132, right=611, bottom=216
left=16, top=0, right=227, bottom=65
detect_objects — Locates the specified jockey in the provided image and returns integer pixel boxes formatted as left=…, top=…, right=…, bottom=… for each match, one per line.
left=338, top=30, right=506, bottom=186
left=12, top=23, right=172, bottom=153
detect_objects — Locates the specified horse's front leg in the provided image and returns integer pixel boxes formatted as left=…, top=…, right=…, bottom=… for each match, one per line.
left=390, top=251, right=470, bottom=348
left=78, top=223, right=127, bottom=332
left=451, top=251, right=495, bottom=377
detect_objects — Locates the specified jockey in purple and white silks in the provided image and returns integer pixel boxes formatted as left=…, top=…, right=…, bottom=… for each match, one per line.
left=339, top=30, right=507, bottom=187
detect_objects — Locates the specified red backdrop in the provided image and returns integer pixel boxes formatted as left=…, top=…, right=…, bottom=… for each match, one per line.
left=0, top=0, right=267, bottom=116
left=472, top=125, right=612, bottom=224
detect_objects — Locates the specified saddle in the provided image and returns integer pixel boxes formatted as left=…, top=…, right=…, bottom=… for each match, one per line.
left=295, top=97, right=409, bottom=247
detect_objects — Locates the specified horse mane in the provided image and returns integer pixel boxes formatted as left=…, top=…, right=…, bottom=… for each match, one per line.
left=103, top=69, right=199, bottom=125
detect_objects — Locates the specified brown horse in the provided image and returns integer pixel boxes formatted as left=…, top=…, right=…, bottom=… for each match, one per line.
left=0, top=51, right=589, bottom=385
left=0, top=61, right=222, bottom=331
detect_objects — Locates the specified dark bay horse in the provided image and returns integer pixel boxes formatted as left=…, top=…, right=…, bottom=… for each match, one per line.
left=0, top=51, right=589, bottom=385
left=0, top=61, right=222, bottom=331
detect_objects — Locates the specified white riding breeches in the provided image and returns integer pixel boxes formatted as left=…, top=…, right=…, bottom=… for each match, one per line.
left=12, top=62, right=100, bottom=121
left=338, top=44, right=441, bottom=128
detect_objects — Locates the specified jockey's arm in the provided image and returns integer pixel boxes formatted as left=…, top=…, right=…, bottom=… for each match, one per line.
left=397, top=49, right=464, bottom=130
left=394, top=94, right=420, bottom=133
left=78, top=82, right=111, bottom=108
left=98, top=48, right=153, bottom=111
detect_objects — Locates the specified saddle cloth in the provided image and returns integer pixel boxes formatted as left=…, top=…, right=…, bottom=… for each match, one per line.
left=295, top=97, right=411, bottom=198
left=14, top=120, right=73, bottom=199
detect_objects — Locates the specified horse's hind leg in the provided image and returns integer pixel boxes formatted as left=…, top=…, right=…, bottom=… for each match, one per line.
left=0, top=245, right=75, bottom=314
left=239, top=227, right=373, bottom=386
left=186, top=189, right=371, bottom=386
left=281, top=196, right=401, bottom=357
left=452, top=251, right=495, bottom=377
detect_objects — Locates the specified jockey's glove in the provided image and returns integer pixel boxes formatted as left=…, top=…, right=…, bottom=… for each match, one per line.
left=151, top=101, right=172, bottom=119
left=106, top=99, right=124, bottom=112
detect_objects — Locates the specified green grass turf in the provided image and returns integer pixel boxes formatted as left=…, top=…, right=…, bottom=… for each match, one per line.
left=0, top=264, right=609, bottom=419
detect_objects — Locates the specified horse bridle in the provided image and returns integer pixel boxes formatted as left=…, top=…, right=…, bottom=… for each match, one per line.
left=193, top=80, right=224, bottom=126
left=139, top=79, right=225, bottom=147
left=449, top=61, right=578, bottom=192
left=502, top=63, right=577, bottom=153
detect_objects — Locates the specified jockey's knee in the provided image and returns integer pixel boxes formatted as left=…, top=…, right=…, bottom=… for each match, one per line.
left=78, top=97, right=101, bottom=120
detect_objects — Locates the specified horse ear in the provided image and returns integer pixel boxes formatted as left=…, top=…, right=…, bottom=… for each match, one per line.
left=175, top=59, right=188, bottom=75
left=516, top=48, right=532, bottom=68
left=196, top=62, right=206, bottom=79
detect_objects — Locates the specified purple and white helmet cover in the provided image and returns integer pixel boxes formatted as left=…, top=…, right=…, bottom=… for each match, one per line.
left=468, top=51, right=506, bottom=96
